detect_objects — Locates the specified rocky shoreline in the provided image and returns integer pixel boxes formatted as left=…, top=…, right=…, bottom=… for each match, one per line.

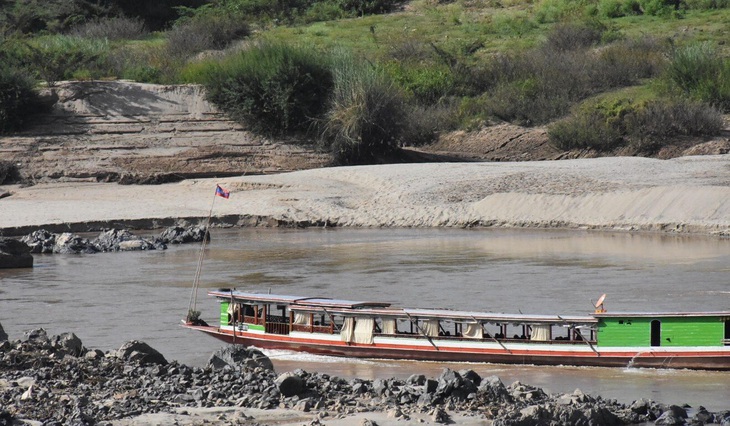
left=1, top=327, right=727, bottom=426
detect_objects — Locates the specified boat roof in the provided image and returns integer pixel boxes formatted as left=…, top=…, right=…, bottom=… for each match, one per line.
left=594, top=311, right=730, bottom=318
left=208, top=290, right=392, bottom=309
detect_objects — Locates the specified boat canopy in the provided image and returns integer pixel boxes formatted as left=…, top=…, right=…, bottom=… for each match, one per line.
left=594, top=311, right=730, bottom=318
left=208, top=290, right=392, bottom=309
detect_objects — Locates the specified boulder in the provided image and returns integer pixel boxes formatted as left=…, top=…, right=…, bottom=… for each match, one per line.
left=54, top=233, right=97, bottom=254
left=207, top=346, right=274, bottom=371
left=275, top=372, right=306, bottom=397
left=157, top=225, right=209, bottom=245
left=22, top=328, right=51, bottom=348
left=93, top=229, right=161, bottom=252
left=51, top=332, right=84, bottom=356
left=116, top=340, right=168, bottom=365
left=0, top=238, right=33, bottom=268
left=20, top=229, right=56, bottom=254
left=0, top=321, right=7, bottom=341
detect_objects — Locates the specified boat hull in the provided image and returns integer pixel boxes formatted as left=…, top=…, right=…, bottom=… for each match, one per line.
left=184, top=324, right=730, bottom=370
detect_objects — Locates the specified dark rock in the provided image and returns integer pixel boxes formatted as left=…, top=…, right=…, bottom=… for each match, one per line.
left=668, top=405, right=689, bottom=419
left=478, top=375, right=511, bottom=402
left=0, top=238, right=33, bottom=268
left=92, top=229, right=158, bottom=252
left=116, top=340, right=168, bottom=365
left=655, top=410, right=686, bottom=425
left=157, top=225, right=209, bottom=245
left=54, top=232, right=98, bottom=254
left=0, top=321, right=7, bottom=341
left=692, top=407, right=714, bottom=424
left=458, top=369, right=482, bottom=386
left=20, top=229, right=56, bottom=254
left=51, top=332, right=84, bottom=356
left=23, top=328, right=51, bottom=347
left=276, top=372, right=306, bottom=397
left=207, top=346, right=274, bottom=371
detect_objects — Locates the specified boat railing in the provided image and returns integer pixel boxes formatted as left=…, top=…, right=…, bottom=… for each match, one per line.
left=724, top=339, right=730, bottom=346
left=291, top=324, right=334, bottom=334
left=264, top=316, right=290, bottom=335
left=373, top=332, right=595, bottom=345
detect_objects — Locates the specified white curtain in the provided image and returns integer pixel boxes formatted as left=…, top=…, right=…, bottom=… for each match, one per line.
left=293, top=312, right=311, bottom=325
left=353, top=318, right=375, bottom=344
left=340, top=317, right=355, bottom=342
left=531, top=325, right=552, bottom=341
left=382, top=318, right=397, bottom=334
left=422, top=319, right=440, bottom=337
left=463, top=322, right=483, bottom=339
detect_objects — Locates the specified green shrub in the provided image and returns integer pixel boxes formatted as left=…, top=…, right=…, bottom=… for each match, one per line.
left=548, top=99, right=630, bottom=151
left=320, top=52, right=407, bottom=165
left=401, top=101, right=459, bottom=146
left=166, top=11, right=250, bottom=59
left=664, top=42, right=730, bottom=111
left=198, top=42, right=334, bottom=135
left=0, top=64, right=38, bottom=133
left=384, top=61, right=456, bottom=104
left=684, top=0, right=730, bottom=8
left=25, top=35, right=108, bottom=86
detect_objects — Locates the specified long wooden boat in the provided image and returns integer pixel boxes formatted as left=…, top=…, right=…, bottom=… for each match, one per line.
left=183, top=290, right=730, bottom=370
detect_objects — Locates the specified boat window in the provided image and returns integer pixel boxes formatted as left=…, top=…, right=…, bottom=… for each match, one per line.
left=422, top=319, right=440, bottom=337
left=381, top=318, right=397, bottom=334
left=530, top=325, right=551, bottom=341
left=725, top=319, right=729, bottom=341
left=353, top=318, right=375, bottom=344
left=463, top=322, right=483, bottom=339
left=650, top=320, right=661, bottom=346
left=293, top=312, right=311, bottom=325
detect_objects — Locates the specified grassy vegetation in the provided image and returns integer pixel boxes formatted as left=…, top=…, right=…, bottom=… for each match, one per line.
left=0, top=0, right=728, bottom=163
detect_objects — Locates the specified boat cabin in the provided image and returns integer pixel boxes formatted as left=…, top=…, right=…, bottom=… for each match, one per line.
left=210, top=290, right=599, bottom=345
left=594, top=312, right=730, bottom=347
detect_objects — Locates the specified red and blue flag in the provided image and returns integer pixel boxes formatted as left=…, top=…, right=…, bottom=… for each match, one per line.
left=215, top=184, right=230, bottom=199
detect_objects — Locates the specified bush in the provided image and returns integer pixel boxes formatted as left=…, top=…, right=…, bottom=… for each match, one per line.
left=320, top=52, right=407, bottom=165
left=625, top=99, right=724, bottom=150
left=544, top=21, right=604, bottom=51
left=401, top=101, right=459, bottom=146
left=69, top=16, right=148, bottom=41
left=384, top=61, right=456, bottom=104
left=198, top=42, right=334, bottom=135
left=664, top=42, right=730, bottom=111
left=548, top=98, right=723, bottom=152
left=0, top=64, right=38, bottom=133
left=166, top=12, right=250, bottom=59
left=25, top=35, right=108, bottom=86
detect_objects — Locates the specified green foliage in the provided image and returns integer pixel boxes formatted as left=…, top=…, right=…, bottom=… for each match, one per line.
left=195, top=42, right=334, bottom=135
left=0, top=0, right=113, bottom=35
left=0, top=63, right=38, bottom=133
left=663, top=42, right=730, bottom=111
left=320, top=51, right=407, bottom=164
left=24, top=35, right=108, bottom=86
left=548, top=97, right=723, bottom=152
left=384, top=61, right=456, bottom=104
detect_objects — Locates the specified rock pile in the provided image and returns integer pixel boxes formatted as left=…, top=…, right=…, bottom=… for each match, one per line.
left=1, top=327, right=728, bottom=425
left=18, top=225, right=208, bottom=255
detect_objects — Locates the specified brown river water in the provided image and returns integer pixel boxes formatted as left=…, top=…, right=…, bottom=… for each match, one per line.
left=1, top=228, right=728, bottom=410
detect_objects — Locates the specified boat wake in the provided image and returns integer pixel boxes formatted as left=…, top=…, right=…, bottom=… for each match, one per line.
left=262, top=349, right=391, bottom=367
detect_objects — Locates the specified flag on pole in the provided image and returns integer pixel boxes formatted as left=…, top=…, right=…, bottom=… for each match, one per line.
left=215, top=184, right=230, bottom=199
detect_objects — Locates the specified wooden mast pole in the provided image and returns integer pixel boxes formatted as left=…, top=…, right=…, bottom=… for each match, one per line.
left=187, top=188, right=218, bottom=320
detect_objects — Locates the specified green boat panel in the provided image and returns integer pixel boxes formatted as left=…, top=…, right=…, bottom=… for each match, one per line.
left=598, top=316, right=724, bottom=347
left=220, top=301, right=229, bottom=326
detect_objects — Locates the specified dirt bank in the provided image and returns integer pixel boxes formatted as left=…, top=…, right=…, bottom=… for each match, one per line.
left=1, top=155, right=729, bottom=236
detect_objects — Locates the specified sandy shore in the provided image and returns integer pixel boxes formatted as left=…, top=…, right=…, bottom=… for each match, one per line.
left=1, top=154, right=729, bottom=236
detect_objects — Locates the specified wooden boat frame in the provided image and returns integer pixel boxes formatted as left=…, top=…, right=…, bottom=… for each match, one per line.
left=183, top=290, right=730, bottom=370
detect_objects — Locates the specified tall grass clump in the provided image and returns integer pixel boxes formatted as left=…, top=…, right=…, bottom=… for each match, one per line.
left=24, top=35, right=108, bottom=86
left=0, top=63, right=38, bottom=133
left=320, top=52, right=407, bottom=164
left=195, top=42, right=333, bottom=135
left=664, top=42, right=730, bottom=111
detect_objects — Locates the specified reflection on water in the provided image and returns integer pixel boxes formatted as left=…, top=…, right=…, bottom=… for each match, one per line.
left=1, top=228, right=728, bottom=410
